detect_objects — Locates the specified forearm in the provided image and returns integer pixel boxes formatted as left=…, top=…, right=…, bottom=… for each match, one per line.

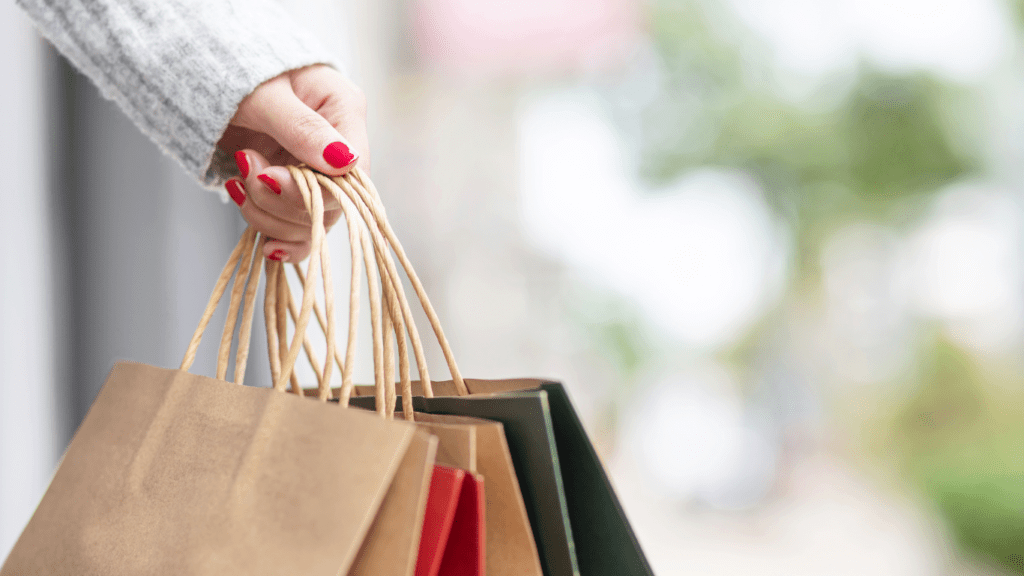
left=17, top=0, right=338, bottom=188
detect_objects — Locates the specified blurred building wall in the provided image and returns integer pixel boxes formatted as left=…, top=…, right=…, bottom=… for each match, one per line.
left=0, top=3, right=58, bottom=558
left=0, top=6, right=248, bottom=558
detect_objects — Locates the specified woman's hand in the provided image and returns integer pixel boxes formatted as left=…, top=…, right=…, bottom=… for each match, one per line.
left=217, top=64, right=369, bottom=262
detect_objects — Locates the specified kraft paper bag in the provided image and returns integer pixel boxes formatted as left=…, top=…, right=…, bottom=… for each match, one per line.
left=406, top=412, right=543, bottom=576
left=348, top=429, right=439, bottom=576
left=347, top=397, right=545, bottom=576
left=3, top=168, right=431, bottom=576
left=280, top=168, right=653, bottom=576
left=0, top=362, right=416, bottom=576
left=354, top=380, right=656, bottom=576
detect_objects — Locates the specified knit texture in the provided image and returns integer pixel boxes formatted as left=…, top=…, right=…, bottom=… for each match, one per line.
left=17, top=0, right=340, bottom=189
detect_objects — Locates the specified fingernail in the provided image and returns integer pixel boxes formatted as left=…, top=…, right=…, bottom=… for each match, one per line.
left=268, top=249, right=289, bottom=262
left=323, top=141, right=357, bottom=168
left=226, top=179, right=246, bottom=206
left=258, top=174, right=282, bottom=195
left=234, top=150, right=249, bottom=178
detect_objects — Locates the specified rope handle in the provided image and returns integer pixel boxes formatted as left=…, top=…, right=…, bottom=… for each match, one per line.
left=179, top=167, right=394, bottom=414
left=261, top=166, right=402, bottom=418
left=316, top=168, right=468, bottom=397
left=265, top=171, right=411, bottom=418
left=188, top=166, right=466, bottom=419
left=180, top=226, right=264, bottom=384
left=273, top=167, right=468, bottom=406
left=269, top=191, right=414, bottom=419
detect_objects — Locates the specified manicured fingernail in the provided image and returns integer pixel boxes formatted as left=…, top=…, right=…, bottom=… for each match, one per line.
left=258, top=174, right=282, bottom=194
left=226, top=179, right=246, bottom=206
left=323, top=141, right=357, bottom=168
left=268, top=250, right=289, bottom=262
left=234, top=150, right=249, bottom=178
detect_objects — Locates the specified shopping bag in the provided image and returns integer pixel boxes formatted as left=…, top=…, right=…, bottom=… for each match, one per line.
left=347, top=429, right=438, bottom=576
left=418, top=466, right=466, bottom=576
left=409, top=413, right=543, bottom=576
left=0, top=207, right=423, bottom=575
left=353, top=380, right=653, bottom=576
left=350, top=394, right=562, bottom=575
left=258, top=172, right=441, bottom=576
left=437, top=469, right=486, bottom=576
left=266, top=167, right=652, bottom=576
left=411, top=382, right=655, bottom=576
left=416, top=466, right=486, bottom=576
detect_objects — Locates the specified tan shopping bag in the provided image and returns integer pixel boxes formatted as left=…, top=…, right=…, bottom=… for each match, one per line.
left=277, top=168, right=545, bottom=576
left=410, top=413, right=541, bottom=576
left=260, top=167, right=448, bottom=576
left=1, top=174, right=429, bottom=576
left=289, top=167, right=651, bottom=576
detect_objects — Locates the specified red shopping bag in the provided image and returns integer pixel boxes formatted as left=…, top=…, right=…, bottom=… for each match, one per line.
left=416, top=466, right=485, bottom=576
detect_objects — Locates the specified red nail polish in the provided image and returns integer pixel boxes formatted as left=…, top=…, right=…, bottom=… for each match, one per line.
left=268, top=249, right=289, bottom=262
left=323, top=141, right=357, bottom=168
left=258, top=174, right=282, bottom=194
left=234, top=150, right=249, bottom=178
left=226, top=179, right=246, bottom=206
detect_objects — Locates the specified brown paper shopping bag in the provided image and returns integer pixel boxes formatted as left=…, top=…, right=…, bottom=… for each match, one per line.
left=411, top=413, right=541, bottom=576
left=1, top=173, right=431, bottom=576
left=276, top=169, right=546, bottom=576
left=260, top=166, right=454, bottom=576
left=287, top=167, right=652, bottom=576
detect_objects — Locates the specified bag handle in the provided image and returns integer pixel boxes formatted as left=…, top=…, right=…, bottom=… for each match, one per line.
left=315, top=170, right=467, bottom=398
left=271, top=170, right=420, bottom=416
left=179, top=226, right=265, bottom=386
left=274, top=167, right=470, bottom=404
left=178, top=164, right=348, bottom=404
left=262, top=166, right=411, bottom=419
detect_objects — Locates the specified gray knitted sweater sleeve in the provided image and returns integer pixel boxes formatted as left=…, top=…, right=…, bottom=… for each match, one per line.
left=17, top=0, right=339, bottom=189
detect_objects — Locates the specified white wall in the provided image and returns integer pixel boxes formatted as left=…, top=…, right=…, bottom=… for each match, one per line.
left=0, top=4, right=59, bottom=559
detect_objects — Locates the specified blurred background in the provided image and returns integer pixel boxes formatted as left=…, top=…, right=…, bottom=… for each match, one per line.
left=5, top=0, right=1024, bottom=573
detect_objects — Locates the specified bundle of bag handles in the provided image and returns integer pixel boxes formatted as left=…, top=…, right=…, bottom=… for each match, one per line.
left=177, top=166, right=468, bottom=422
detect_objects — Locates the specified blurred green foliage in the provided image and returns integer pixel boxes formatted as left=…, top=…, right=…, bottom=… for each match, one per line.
left=639, top=0, right=979, bottom=258
left=922, top=451, right=1024, bottom=572
left=897, top=340, right=1024, bottom=572
left=625, top=0, right=1024, bottom=570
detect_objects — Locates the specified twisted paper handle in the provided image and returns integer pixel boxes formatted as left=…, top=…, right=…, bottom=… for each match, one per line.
left=271, top=167, right=470, bottom=413
left=179, top=226, right=265, bottom=386
left=184, top=166, right=466, bottom=421
left=316, top=168, right=467, bottom=397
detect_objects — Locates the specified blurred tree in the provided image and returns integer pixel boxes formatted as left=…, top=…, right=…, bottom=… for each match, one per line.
left=897, top=339, right=1024, bottom=573
left=633, top=0, right=979, bottom=267
left=603, top=0, right=1024, bottom=568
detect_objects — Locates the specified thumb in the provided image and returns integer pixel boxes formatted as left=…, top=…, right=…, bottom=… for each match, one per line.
left=240, top=82, right=359, bottom=176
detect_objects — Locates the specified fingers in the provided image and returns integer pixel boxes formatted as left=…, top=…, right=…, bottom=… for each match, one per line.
left=226, top=178, right=309, bottom=243
left=291, top=66, right=371, bottom=175
left=265, top=239, right=312, bottom=263
left=238, top=147, right=342, bottom=212
left=227, top=149, right=345, bottom=262
left=232, top=67, right=361, bottom=177
left=223, top=177, right=314, bottom=263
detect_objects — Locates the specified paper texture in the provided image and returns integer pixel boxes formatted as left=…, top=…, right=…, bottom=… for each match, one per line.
left=2, top=362, right=415, bottom=576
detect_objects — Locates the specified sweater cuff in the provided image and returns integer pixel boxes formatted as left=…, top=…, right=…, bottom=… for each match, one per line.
left=17, top=0, right=342, bottom=191
left=199, top=1, right=345, bottom=190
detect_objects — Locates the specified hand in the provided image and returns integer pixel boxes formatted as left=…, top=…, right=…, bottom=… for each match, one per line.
left=217, top=64, right=369, bottom=262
